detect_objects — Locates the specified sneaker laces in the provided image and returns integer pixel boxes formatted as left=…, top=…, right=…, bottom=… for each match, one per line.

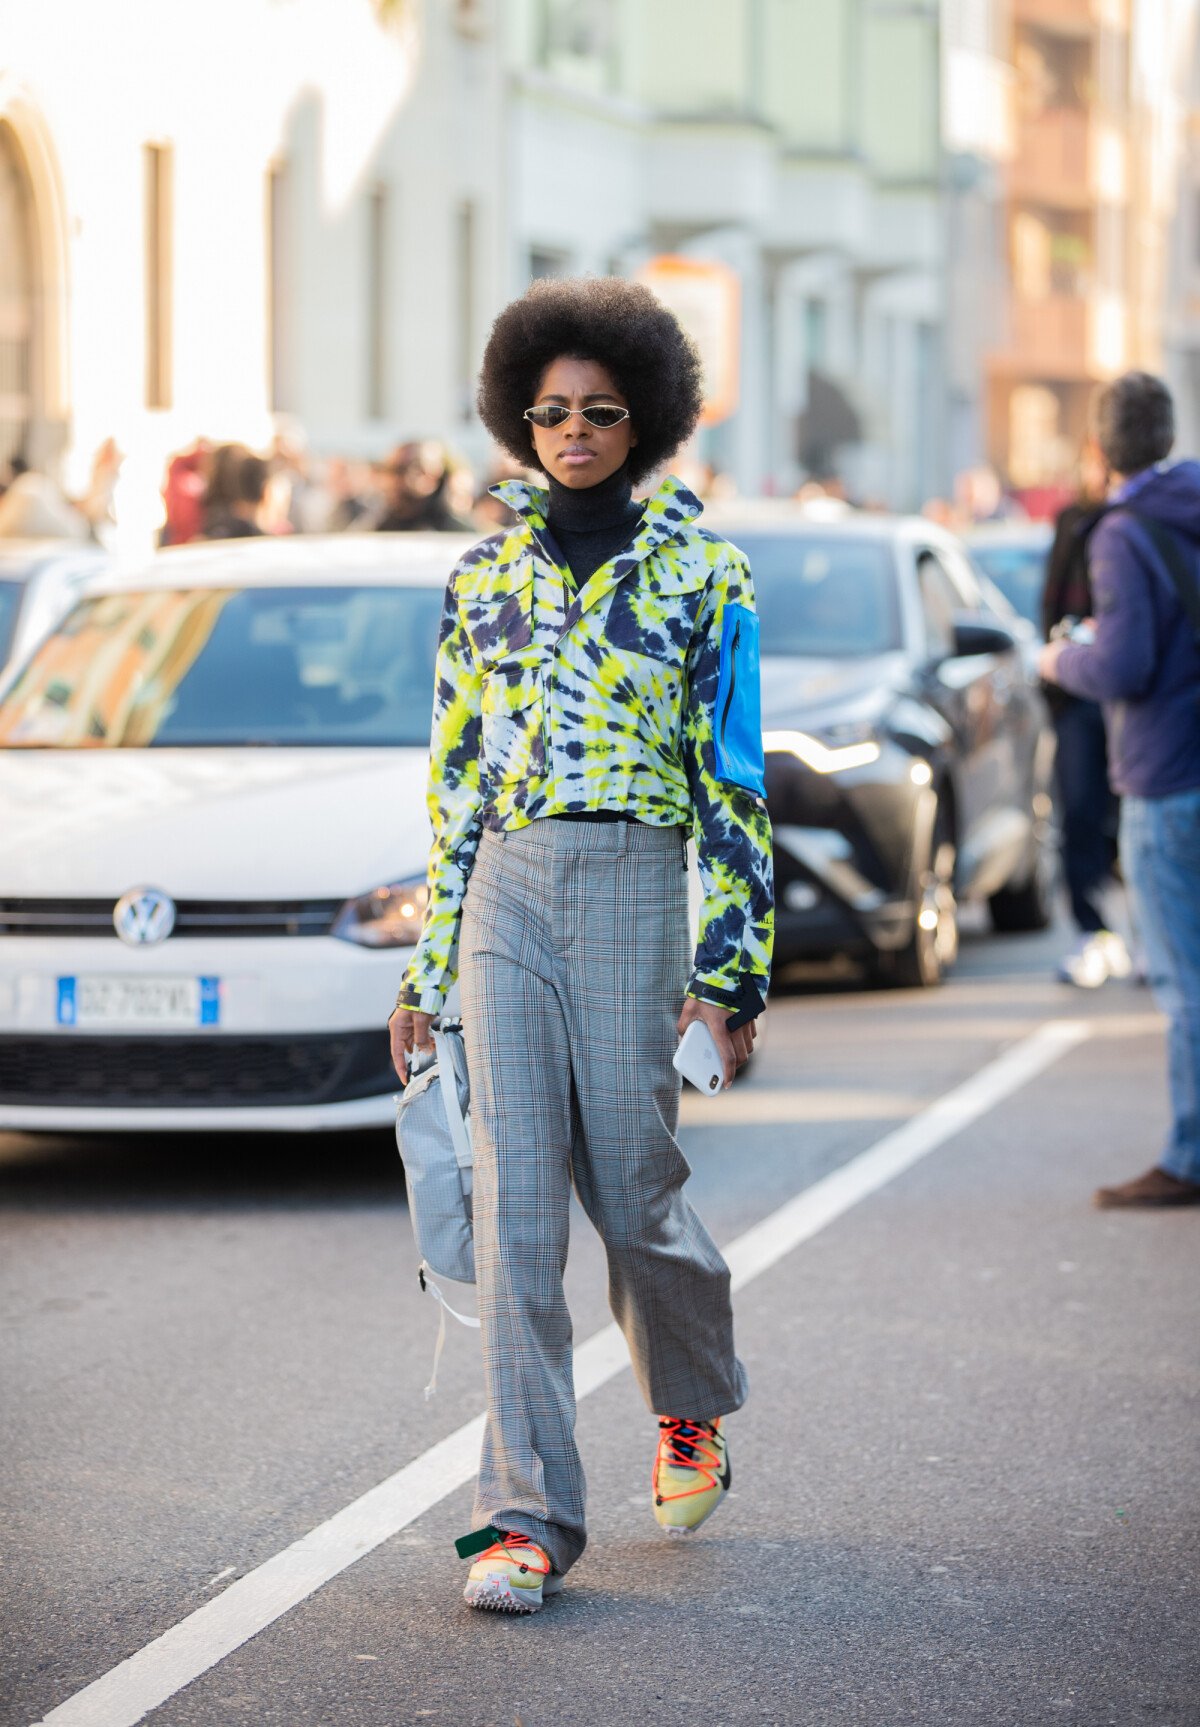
left=479, top=1531, right=552, bottom=1577
left=655, top=1417, right=723, bottom=1501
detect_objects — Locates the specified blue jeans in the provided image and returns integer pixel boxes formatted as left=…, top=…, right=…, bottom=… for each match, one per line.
left=1120, top=786, right=1200, bottom=1183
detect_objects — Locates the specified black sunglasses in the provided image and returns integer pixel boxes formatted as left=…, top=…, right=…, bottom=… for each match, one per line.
left=523, top=404, right=631, bottom=430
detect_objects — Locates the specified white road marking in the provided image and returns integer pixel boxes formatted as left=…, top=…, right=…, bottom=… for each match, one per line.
left=721, top=1017, right=1088, bottom=1291
left=32, top=1018, right=1089, bottom=1727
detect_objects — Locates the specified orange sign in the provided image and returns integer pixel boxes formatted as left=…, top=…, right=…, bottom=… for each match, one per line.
left=637, top=255, right=740, bottom=426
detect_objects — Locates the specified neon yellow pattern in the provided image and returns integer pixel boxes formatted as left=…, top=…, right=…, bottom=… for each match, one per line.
left=397, top=474, right=773, bottom=1014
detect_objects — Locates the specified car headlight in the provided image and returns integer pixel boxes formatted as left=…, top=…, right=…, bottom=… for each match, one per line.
left=762, top=725, right=881, bottom=775
left=331, top=878, right=429, bottom=948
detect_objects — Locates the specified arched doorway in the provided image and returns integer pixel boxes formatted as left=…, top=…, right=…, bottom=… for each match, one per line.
left=0, top=121, right=36, bottom=482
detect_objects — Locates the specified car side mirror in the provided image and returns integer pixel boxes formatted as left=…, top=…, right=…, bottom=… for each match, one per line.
left=951, top=619, right=1017, bottom=658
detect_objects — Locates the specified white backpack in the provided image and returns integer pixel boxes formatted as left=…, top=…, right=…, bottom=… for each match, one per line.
left=393, top=1021, right=479, bottom=1394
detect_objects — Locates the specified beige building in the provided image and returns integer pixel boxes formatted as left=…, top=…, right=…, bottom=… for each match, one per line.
left=0, top=0, right=505, bottom=550
left=1164, top=25, right=1200, bottom=452
left=986, top=0, right=1199, bottom=495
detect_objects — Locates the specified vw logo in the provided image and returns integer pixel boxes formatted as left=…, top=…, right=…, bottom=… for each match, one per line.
left=113, top=887, right=177, bottom=947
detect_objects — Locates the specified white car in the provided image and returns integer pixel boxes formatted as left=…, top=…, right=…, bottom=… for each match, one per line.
left=0, top=540, right=110, bottom=683
left=0, top=533, right=475, bottom=1133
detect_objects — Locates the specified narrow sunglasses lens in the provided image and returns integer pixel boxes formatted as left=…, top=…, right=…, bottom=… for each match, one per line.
left=524, top=405, right=627, bottom=428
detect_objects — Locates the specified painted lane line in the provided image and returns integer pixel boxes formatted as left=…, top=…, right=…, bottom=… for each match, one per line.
left=722, top=1017, right=1090, bottom=1291
left=32, top=1018, right=1090, bottom=1727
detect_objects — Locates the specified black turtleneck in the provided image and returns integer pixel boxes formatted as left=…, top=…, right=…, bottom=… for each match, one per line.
left=545, top=463, right=643, bottom=588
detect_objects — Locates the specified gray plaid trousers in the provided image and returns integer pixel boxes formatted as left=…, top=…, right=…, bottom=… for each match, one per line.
left=458, top=818, right=748, bottom=1575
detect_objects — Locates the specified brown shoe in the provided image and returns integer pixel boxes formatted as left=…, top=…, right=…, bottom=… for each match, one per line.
left=1094, top=1167, right=1200, bottom=1209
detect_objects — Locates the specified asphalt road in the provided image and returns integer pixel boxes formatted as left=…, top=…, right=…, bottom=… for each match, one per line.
left=2, top=913, right=1198, bottom=1727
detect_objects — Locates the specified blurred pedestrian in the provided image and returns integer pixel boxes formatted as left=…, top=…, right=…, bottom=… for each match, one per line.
left=74, top=437, right=124, bottom=537
left=161, top=440, right=210, bottom=546
left=0, top=452, right=29, bottom=499
left=471, top=455, right=531, bottom=531
left=202, top=445, right=268, bottom=540
left=0, top=471, right=91, bottom=541
left=388, top=276, right=772, bottom=1610
left=373, top=440, right=474, bottom=532
left=0, top=439, right=124, bottom=544
left=1042, top=440, right=1129, bottom=987
left=323, top=457, right=373, bottom=531
left=1039, top=372, right=1200, bottom=1208
left=955, top=463, right=1023, bottom=524
left=921, top=497, right=960, bottom=530
left=268, top=427, right=320, bottom=533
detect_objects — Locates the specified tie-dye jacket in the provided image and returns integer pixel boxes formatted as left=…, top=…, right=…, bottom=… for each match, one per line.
left=396, top=474, right=774, bottom=1015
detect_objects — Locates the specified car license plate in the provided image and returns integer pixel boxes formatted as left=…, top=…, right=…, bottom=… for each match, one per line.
left=56, top=976, right=221, bottom=1028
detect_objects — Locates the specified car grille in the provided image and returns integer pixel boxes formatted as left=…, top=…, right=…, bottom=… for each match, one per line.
left=0, top=1031, right=395, bottom=1108
left=0, top=899, right=343, bottom=938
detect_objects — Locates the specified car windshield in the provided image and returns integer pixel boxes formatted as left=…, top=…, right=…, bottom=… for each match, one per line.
left=723, top=532, right=901, bottom=657
left=0, top=584, right=444, bottom=748
left=0, top=580, right=23, bottom=664
left=969, top=542, right=1048, bottom=626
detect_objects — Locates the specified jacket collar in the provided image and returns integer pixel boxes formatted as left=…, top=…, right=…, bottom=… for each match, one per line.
left=489, top=474, right=705, bottom=629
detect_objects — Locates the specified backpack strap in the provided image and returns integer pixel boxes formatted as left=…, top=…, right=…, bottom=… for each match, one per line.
left=430, top=1026, right=472, bottom=1171
left=417, top=1262, right=481, bottom=1400
left=1123, top=511, right=1200, bottom=643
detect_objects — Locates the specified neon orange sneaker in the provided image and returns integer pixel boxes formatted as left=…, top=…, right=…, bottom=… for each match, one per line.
left=652, top=1416, right=731, bottom=1533
left=461, top=1530, right=564, bottom=1614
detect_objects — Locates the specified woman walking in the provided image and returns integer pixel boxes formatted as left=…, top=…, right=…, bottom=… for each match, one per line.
left=390, top=277, right=773, bottom=1613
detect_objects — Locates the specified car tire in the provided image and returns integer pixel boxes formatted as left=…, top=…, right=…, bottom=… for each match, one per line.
left=988, top=859, right=1053, bottom=933
left=990, top=771, right=1057, bottom=934
left=878, top=800, right=958, bottom=989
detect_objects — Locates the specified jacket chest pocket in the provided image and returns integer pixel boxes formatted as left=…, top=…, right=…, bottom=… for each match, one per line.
left=603, top=568, right=709, bottom=666
left=480, top=662, right=546, bottom=790
left=456, top=565, right=544, bottom=792
left=458, top=576, right=534, bottom=668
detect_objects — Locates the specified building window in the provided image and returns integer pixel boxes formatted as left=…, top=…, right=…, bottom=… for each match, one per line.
left=266, top=161, right=292, bottom=414
left=366, top=183, right=389, bottom=421
left=143, top=143, right=173, bottom=411
left=457, top=200, right=476, bottom=422
left=535, top=0, right=617, bottom=92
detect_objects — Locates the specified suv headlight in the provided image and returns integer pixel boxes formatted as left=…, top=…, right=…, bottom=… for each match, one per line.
left=762, top=724, right=881, bottom=775
left=331, top=878, right=429, bottom=948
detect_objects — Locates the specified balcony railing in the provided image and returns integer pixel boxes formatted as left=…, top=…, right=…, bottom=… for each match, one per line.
left=994, top=293, right=1127, bottom=381
left=1012, top=0, right=1128, bottom=36
left=1010, top=107, right=1127, bottom=208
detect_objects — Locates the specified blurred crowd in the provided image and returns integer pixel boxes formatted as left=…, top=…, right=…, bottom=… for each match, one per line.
left=0, top=435, right=542, bottom=550
left=0, top=428, right=1052, bottom=554
left=155, top=435, right=529, bottom=544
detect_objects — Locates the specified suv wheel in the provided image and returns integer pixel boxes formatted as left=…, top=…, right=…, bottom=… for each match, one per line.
left=879, top=801, right=958, bottom=988
left=989, top=799, right=1056, bottom=933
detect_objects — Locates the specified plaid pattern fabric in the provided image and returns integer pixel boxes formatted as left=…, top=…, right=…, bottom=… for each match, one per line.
left=458, top=818, right=748, bottom=1576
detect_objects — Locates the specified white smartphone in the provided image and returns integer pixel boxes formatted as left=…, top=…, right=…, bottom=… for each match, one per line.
left=672, top=1019, right=726, bottom=1096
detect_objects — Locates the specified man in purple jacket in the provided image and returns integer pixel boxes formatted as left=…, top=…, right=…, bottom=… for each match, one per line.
left=1040, top=372, right=1200, bottom=1207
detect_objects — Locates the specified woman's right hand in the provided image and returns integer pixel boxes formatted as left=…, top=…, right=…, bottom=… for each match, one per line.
left=389, top=1006, right=434, bottom=1084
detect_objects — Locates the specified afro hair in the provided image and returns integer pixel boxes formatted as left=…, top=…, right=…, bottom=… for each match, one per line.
left=476, top=276, right=705, bottom=489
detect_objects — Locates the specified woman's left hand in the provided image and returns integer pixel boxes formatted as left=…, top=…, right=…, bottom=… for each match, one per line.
left=677, top=995, right=758, bottom=1090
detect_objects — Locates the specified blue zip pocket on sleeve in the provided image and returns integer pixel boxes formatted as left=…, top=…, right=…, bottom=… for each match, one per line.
left=714, top=603, right=766, bottom=796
